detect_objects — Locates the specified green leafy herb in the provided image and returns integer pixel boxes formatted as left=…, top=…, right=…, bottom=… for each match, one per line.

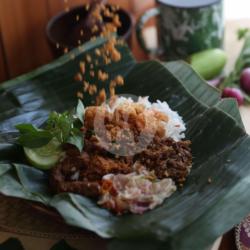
left=76, top=99, right=85, bottom=123
left=16, top=102, right=85, bottom=151
left=46, top=111, right=75, bottom=144
left=16, top=124, right=53, bottom=148
left=15, top=124, right=37, bottom=134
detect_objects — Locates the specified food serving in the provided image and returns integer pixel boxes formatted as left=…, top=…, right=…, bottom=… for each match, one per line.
left=16, top=96, right=192, bottom=215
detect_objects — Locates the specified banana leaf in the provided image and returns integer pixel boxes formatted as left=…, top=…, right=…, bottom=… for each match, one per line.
left=0, top=37, right=250, bottom=250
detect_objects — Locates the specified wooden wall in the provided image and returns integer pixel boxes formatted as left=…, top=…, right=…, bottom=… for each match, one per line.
left=0, top=0, right=154, bottom=82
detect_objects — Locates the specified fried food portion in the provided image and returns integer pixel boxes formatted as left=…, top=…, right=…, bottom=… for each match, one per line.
left=137, top=137, right=192, bottom=185
left=50, top=145, right=133, bottom=197
left=50, top=103, right=192, bottom=199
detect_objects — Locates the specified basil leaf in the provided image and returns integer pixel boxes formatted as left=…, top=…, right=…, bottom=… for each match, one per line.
left=15, top=124, right=37, bottom=134
left=46, top=111, right=74, bottom=143
left=76, top=99, right=85, bottom=123
left=18, top=130, right=53, bottom=148
left=67, top=134, right=84, bottom=152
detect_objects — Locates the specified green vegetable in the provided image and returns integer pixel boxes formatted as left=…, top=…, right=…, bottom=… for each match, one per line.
left=46, top=111, right=74, bottom=144
left=15, top=100, right=85, bottom=152
left=24, top=138, right=63, bottom=170
left=16, top=124, right=53, bottom=148
left=189, top=48, right=227, bottom=80
left=76, top=99, right=85, bottom=123
left=221, top=29, right=250, bottom=90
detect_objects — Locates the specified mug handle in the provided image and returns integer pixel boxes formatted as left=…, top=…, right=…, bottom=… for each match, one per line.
left=136, top=7, right=161, bottom=56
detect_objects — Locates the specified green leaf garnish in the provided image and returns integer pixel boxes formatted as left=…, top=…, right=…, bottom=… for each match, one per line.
left=15, top=124, right=37, bottom=133
left=67, top=134, right=84, bottom=152
left=76, top=99, right=85, bottom=123
left=16, top=101, right=85, bottom=151
left=46, top=111, right=74, bottom=144
left=16, top=124, right=53, bottom=148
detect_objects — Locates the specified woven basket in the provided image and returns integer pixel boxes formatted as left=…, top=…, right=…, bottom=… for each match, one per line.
left=0, top=194, right=104, bottom=243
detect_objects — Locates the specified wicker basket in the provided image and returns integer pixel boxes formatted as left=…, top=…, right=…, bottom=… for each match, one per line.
left=0, top=194, right=104, bottom=242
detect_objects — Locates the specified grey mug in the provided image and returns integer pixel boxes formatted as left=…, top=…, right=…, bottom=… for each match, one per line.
left=136, top=0, right=224, bottom=60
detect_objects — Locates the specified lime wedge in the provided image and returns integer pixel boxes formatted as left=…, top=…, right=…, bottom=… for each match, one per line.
left=24, top=138, right=63, bottom=170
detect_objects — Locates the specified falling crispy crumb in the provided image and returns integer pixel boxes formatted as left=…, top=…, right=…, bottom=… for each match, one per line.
left=65, top=6, right=70, bottom=12
left=104, top=56, right=111, bottom=65
left=208, top=178, right=212, bottom=184
left=103, top=8, right=114, bottom=18
left=115, top=75, right=124, bottom=86
left=113, top=14, right=121, bottom=27
left=56, top=43, right=60, bottom=49
left=83, top=81, right=90, bottom=92
left=64, top=47, right=69, bottom=54
left=73, top=3, right=125, bottom=105
left=98, top=70, right=109, bottom=81
left=110, top=80, right=116, bottom=88
left=88, top=84, right=97, bottom=95
left=70, top=53, right=75, bottom=60
left=110, top=86, right=115, bottom=96
left=92, top=7, right=103, bottom=22
left=79, top=62, right=85, bottom=74
left=74, top=73, right=83, bottom=82
left=96, top=88, right=106, bottom=105
left=91, top=25, right=99, bottom=33
left=95, top=49, right=101, bottom=56
left=77, top=91, right=83, bottom=99
left=111, top=49, right=121, bottom=62
left=86, top=55, right=92, bottom=63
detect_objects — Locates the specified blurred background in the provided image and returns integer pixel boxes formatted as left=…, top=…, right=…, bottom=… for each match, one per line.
left=0, top=0, right=154, bottom=82
left=0, top=0, right=247, bottom=82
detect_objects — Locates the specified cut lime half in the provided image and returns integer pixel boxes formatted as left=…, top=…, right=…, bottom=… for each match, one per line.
left=24, top=138, right=63, bottom=170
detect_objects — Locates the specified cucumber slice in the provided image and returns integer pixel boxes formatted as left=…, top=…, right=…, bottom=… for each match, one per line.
left=24, top=139, right=63, bottom=170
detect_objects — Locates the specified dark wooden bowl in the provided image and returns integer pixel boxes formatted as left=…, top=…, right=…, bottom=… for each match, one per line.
left=46, top=4, right=133, bottom=57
